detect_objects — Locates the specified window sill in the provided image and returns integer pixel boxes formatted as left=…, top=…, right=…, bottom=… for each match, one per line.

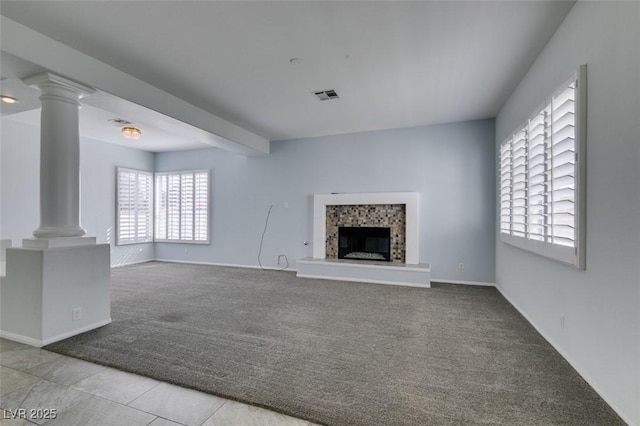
left=500, top=233, right=584, bottom=270
left=154, top=240, right=210, bottom=245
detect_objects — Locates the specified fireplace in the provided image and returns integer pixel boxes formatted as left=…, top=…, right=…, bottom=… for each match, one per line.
left=338, top=227, right=391, bottom=261
left=313, top=192, right=419, bottom=264
left=301, top=192, right=428, bottom=286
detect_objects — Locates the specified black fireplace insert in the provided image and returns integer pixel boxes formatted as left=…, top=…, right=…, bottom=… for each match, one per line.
left=338, top=226, right=391, bottom=261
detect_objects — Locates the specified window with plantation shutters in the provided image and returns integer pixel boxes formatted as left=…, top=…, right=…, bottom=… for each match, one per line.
left=154, top=170, right=209, bottom=243
left=116, top=168, right=153, bottom=245
left=499, top=65, right=586, bottom=269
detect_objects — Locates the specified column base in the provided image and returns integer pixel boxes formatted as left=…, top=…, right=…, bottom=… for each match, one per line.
left=33, top=226, right=86, bottom=239
left=0, top=244, right=111, bottom=347
left=23, top=236, right=96, bottom=249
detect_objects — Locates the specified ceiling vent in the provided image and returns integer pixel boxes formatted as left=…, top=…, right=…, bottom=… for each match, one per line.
left=313, top=89, right=339, bottom=101
left=108, top=118, right=133, bottom=126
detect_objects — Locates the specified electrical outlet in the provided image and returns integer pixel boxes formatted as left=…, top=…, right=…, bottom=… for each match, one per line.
left=458, top=262, right=464, bottom=270
left=72, top=307, right=82, bottom=321
left=284, top=201, right=289, bottom=209
left=560, top=314, right=565, bottom=329
left=184, top=247, right=189, bottom=255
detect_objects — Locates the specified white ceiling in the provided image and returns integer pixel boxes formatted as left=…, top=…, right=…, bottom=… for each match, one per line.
left=6, top=106, right=212, bottom=152
left=0, top=52, right=230, bottom=152
left=0, top=1, right=575, bottom=147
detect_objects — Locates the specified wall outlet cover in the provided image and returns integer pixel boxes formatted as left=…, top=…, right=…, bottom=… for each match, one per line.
left=72, top=307, right=82, bottom=321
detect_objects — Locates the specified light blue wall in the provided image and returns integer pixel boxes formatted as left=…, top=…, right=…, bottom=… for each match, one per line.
left=495, top=2, right=640, bottom=424
left=155, top=119, right=496, bottom=283
left=0, top=118, right=155, bottom=266
left=1, top=117, right=494, bottom=279
left=0, top=119, right=39, bottom=243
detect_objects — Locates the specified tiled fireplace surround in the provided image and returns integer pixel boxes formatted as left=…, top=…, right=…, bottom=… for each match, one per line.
left=325, top=204, right=406, bottom=262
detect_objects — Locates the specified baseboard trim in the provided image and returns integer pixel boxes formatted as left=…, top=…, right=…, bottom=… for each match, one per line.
left=495, top=284, right=636, bottom=426
left=112, top=258, right=155, bottom=268
left=42, top=319, right=112, bottom=347
left=0, top=318, right=112, bottom=348
left=126, top=260, right=494, bottom=288
left=0, top=331, right=44, bottom=347
left=431, top=279, right=495, bottom=287
left=297, top=273, right=430, bottom=288
left=154, top=258, right=295, bottom=272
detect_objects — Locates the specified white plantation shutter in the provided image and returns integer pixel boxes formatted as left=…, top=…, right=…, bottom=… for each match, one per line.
left=499, top=65, right=586, bottom=269
left=527, top=108, right=548, bottom=242
left=116, top=168, right=153, bottom=245
left=167, top=174, right=181, bottom=240
left=155, top=175, right=168, bottom=240
left=499, top=140, right=512, bottom=235
left=180, top=173, right=194, bottom=239
left=511, top=129, right=528, bottom=238
left=155, top=170, right=209, bottom=243
left=549, top=81, right=577, bottom=247
left=194, top=172, right=209, bottom=241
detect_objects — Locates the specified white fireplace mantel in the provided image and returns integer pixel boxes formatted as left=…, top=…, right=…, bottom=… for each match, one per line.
left=313, top=192, right=419, bottom=264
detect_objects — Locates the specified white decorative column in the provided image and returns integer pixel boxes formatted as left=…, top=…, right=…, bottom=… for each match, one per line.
left=0, top=73, right=111, bottom=347
left=23, top=73, right=94, bottom=241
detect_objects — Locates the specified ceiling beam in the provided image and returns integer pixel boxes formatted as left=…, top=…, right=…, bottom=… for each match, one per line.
left=0, top=17, right=269, bottom=156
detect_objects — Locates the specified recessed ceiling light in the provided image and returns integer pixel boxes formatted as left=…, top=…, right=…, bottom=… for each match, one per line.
left=289, top=57, right=302, bottom=65
left=1, top=95, right=19, bottom=104
left=121, top=126, right=142, bottom=140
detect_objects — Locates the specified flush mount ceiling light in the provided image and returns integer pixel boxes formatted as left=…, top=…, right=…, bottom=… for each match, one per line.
left=108, top=118, right=141, bottom=140
left=121, top=126, right=142, bottom=140
left=1, top=95, right=19, bottom=104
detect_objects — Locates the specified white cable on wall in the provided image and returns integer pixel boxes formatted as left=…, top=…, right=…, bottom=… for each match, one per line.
left=257, top=205, right=289, bottom=271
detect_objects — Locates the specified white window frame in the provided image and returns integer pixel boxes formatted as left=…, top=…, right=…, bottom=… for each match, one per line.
left=499, top=65, right=586, bottom=269
left=154, top=169, right=210, bottom=244
left=116, top=167, right=154, bottom=246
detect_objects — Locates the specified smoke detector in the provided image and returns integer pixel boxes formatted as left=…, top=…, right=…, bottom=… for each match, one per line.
left=313, top=89, right=339, bottom=101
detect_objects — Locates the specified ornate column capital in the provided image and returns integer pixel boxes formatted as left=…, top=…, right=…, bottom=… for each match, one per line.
left=23, top=72, right=95, bottom=97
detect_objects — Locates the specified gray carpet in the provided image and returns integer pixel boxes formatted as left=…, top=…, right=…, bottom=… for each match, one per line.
left=46, top=262, right=623, bottom=425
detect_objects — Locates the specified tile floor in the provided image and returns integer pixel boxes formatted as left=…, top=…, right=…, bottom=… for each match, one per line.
left=0, top=339, right=315, bottom=426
